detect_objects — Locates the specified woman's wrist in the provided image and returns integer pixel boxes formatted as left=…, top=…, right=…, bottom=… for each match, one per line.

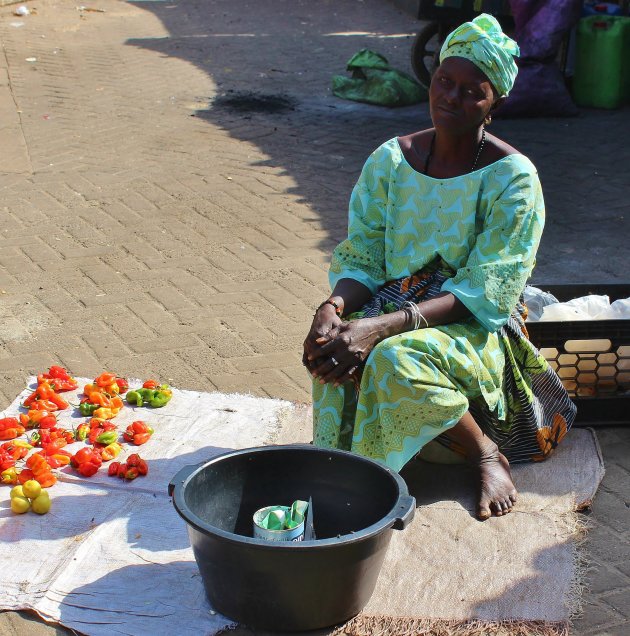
left=399, top=307, right=416, bottom=332
left=371, top=311, right=409, bottom=342
left=402, top=301, right=429, bottom=330
left=317, top=298, right=344, bottom=317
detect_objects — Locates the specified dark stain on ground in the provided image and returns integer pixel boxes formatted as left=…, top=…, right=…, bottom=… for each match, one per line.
left=212, top=91, right=298, bottom=114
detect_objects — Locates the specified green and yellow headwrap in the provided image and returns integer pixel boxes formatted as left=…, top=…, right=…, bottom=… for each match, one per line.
left=439, top=14, right=519, bottom=97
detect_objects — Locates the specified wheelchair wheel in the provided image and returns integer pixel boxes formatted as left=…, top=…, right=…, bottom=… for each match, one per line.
left=410, top=21, right=441, bottom=89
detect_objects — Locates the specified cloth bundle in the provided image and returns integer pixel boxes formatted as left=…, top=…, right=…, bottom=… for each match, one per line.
left=332, top=49, right=427, bottom=107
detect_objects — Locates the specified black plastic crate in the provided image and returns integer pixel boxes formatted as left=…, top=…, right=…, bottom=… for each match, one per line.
left=527, top=284, right=630, bottom=426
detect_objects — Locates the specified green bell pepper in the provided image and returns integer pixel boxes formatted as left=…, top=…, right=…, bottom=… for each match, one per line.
left=149, top=391, right=171, bottom=408
left=126, top=390, right=144, bottom=407
left=79, top=402, right=99, bottom=417
left=126, top=386, right=172, bottom=408
left=95, top=430, right=118, bottom=445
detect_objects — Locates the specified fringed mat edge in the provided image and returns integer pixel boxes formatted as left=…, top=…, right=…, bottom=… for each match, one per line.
left=332, top=617, right=570, bottom=636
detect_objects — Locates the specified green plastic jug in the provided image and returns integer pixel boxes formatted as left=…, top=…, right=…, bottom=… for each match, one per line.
left=572, top=15, right=630, bottom=109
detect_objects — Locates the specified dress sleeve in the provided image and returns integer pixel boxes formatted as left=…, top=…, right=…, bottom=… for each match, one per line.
left=328, top=148, right=389, bottom=294
left=441, top=166, right=545, bottom=332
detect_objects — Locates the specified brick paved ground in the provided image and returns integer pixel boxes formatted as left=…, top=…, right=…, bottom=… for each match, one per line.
left=0, top=0, right=629, bottom=633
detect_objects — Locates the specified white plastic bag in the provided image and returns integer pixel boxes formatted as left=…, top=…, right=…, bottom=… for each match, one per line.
left=538, top=294, right=630, bottom=321
left=606, top=298, right=630, bottom=319
left=523, top=286, right=559, bottom=322
left=539, top=294, right=610, bottom=321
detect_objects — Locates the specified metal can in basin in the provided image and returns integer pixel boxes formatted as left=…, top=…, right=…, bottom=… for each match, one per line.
left=253, top=505, right=305, bottom=542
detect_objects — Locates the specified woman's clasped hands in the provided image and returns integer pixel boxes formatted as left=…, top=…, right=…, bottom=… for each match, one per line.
left=303, top=306, right=382, bottom=387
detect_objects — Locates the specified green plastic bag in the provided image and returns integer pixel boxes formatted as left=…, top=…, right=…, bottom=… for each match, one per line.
left=332, top=49, right=427, bottom=107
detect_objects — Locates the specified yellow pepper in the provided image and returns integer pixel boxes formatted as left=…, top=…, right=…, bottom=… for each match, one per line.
left=12, top=440, right=33, bottom=450
left=90, top=382, right=120, bottom=395
left=92, top=407, right=121, bottom=420
left=100, top=442, right=122, bottom=462
left=1, top=467, right=18, bottom=485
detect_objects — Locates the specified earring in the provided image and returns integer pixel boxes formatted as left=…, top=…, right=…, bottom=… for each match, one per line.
left=484, top=114, right=492, bottom=126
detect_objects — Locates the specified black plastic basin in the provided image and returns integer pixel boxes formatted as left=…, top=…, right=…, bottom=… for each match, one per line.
left=168, top=444, right=415, bottom=631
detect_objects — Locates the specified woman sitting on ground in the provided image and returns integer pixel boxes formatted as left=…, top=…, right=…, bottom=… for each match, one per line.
left=302, top=14, right=576, bottom=520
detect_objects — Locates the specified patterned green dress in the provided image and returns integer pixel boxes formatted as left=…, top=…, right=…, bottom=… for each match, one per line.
left=312, top=138, right=575, bottom=472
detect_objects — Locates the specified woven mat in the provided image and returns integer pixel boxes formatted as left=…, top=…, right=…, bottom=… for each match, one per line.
left=273, top=413, right=605, bottom=636
left=330, top=429, right=604, bottom=636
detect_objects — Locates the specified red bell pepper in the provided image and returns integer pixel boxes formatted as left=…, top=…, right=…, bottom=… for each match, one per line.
left=25, top=453, right=57, bottom=487
left=95, top=372, right=117, bottom=387
left=89, top=417, right=116, bottom=430
left=71, top=447, right=103, bottom=477
left=0, top=417, right=26, bottom=441
left=1, top=440, right=31, bottom=460
left=92, top=372, right=120, bottom=395
left=20, top=410, right=57, bottom=430
left=17, top=468, right=34, bottom=484
left=123, top=421, right=153, bottom=446
left=124, top=466, right=139, bottom=480
left=0, top=454, right=16, bottom=472
left=27, top=399, right=60, bottom=412
left=42, top=438, right=68, bottom=453
left=37, top=448, right=72, bottom=468
left=60, top=429, right=76, bottom=443
left=30, top=427, right=74, bottom=449
left=37, top=365, right=78, bottom=392
left=23, top=382, right=70, bottom=411
left=0, top=446, right=18, bottom=471
left=127, top=453, right=149, bottom=476
left=107, top=453, right=148, bottom=480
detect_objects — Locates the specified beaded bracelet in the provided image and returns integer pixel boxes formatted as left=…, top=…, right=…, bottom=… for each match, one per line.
left=317, top=299, right=342, bottom=317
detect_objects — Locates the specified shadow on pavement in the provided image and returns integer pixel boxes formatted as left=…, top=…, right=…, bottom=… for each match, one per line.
left=124, top=0, right=430, bottom=248
left=123, top=0, right=630, bottom=282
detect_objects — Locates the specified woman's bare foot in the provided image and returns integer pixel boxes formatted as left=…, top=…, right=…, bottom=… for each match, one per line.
left=471, top=447, right=517, bottom=520
left=444, top=412, right=518, bottom=520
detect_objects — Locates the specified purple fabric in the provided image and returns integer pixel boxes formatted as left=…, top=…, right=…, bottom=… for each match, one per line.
left=510, top=0, right=582, bottom=59
left=497, top=0, right=581, bottom=117
left=497, top=61, right=579, bottom=116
